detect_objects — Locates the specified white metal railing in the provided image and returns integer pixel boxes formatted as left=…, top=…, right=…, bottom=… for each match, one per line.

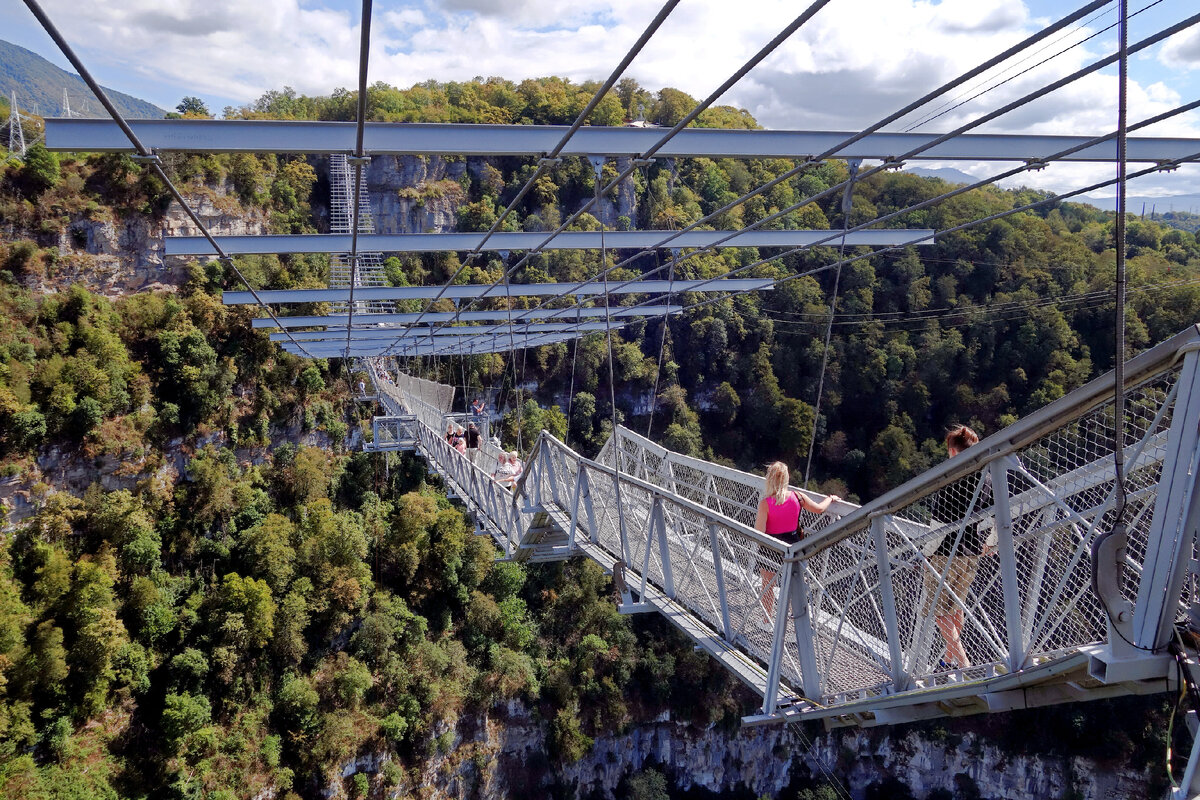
left=362, top=325, right=1200, bottom=725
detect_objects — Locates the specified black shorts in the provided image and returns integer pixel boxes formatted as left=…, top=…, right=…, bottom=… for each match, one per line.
left=773, top=530, right=803, bottom=546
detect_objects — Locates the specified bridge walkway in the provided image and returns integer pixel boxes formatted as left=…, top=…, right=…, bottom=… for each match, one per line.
left=368, top=325, right=1200, bottom=735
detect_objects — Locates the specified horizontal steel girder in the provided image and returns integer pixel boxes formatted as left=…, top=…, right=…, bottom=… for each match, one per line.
left=270, top=322, right=612, bottom=342
left=251, top=304, right=684, bottom=328
left=223, top=278, right=774, bottom=305
left=281, top=331, right=583, bottom=357
left=166, top=229, right=936, bottom=255
left=45, top=119, right=1200, bottom=163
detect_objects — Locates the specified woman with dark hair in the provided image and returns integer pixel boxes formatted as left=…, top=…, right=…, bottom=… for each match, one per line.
left=923, top=424, right=994, bottom=669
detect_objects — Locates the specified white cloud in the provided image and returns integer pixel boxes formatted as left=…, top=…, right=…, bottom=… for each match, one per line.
left=1160, top=25, right=1200, bottom=70
left=34, top=0, right=362, bottom=101
left=18, top=0, right=1200, bottom=196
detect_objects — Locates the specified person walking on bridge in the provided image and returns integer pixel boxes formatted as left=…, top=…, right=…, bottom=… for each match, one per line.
left=923, top=424, right=995, bottom=670
left=466, top=422, right=481, bottom=464
left=754, top=461, right=840, bottom=619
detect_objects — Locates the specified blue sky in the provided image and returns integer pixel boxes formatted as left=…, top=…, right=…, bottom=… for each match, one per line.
left=2, top=0, right=1198, bottom=195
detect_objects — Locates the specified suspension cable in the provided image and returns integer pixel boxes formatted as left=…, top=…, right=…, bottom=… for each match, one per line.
left=442, top=0, right=1149, bottom=354
left=403, top=0, right=837, bottom=355
left=676, top=151, right=1200, bottom=322
left=565, top=306, right=581, bottom=448
left=447, top=87, right=1200, bottom=358
left=645, top=249, right=675, bottom=438
left=901, top=1, right=1117, bottom=131
left=20, top=0, right=322, bottom=360
left=804, top=159, right=859, bottom=489
left=389, top=0, right=683, bottom=345
left=344, top=0, right=373, bottom=361
left=595, top=158, right=631, bottom=565
left=905, top=0, right=1163, bottom=132
left=543, top=141, right=1199, bottom=363
left=1113, top=0, right=1130, bottom=527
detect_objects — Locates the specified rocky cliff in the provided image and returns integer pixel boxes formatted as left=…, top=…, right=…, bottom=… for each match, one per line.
left=321, top=703, right=1156, bottom=800
left=27, top=182, right=270, bottom=297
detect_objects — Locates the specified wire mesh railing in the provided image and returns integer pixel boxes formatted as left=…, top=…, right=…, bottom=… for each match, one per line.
left=789, top=325, right=1200, bottom=710
left=364, top=325, right=1200, bottom=720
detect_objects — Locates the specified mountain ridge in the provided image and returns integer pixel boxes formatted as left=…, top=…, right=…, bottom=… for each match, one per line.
left=0, top=38, right=166, bottom=120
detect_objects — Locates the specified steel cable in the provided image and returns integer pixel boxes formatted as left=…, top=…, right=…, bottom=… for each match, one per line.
left=20, top=0, right=321, bottom=360
left=439, top=0, right=1149, bottom=355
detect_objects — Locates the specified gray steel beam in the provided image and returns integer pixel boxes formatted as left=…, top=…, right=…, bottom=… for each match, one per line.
left=166, top=229, right=937, bottom=255
left=250, top=305, right=685, bottom=328
left=269, top=322, right=612, bottom=342
left=46, top=118, right=1200, bottom=162
left=223, top=278, right=775, bottom=305
left=279, top=330, right=585, bottom=357
left=280, top=334, right=582, bottom=354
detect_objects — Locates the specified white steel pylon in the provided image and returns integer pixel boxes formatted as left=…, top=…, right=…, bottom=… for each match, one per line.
left=62, top=88, right=71, bottom=118
left=6, top=92, right=25, bottom=156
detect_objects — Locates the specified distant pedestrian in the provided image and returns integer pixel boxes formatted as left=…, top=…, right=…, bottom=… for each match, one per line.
left=471, top=397, right=486, bottom=416
left=466, top=422, right=481, bottom=464
left=493, top=452, right=517, bottom=488
left=357, top=379, right=366, bottom=395
left=753, top=461, right=840, bottom=619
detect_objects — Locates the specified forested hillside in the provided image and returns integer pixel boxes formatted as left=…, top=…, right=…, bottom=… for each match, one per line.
left=0, top=40, right=166, bottom=120
left=0, top=75, right=1196, bottom=798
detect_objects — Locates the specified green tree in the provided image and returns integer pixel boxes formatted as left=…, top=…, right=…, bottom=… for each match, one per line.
left=161, top=692, right=211, bottom=749
left=21, top=143, right=60, bottom=193
left=175, top=96, right=211, bottom=116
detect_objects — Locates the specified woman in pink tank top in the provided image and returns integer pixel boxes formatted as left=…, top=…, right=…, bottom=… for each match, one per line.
left=753, top=462, right=840, bottom=618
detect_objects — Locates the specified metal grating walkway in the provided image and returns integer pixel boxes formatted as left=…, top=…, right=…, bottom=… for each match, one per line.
left=368, top=325, right=1200, bottom=730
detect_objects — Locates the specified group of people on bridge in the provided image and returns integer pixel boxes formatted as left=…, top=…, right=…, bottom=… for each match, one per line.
left=753, top=424, right=987, bottom=672
left=442, top=397, right=525, bottom=489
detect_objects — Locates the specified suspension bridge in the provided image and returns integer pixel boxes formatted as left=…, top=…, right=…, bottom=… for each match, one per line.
left=365, top=327, right=1200, bottom=726
left=19, top=0, right=1200, bottom=794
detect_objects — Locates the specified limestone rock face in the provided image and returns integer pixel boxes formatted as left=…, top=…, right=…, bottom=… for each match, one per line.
left=321, top=704, right=1155, bottom=800
left=31, top=183, right=270, bottom=298
left=367, top=155, right=468, bottom=234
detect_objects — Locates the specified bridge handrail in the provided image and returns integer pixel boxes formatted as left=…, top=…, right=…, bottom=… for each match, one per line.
left=520, top=430, right=791, bottom=551
left=797, top=323, right=1200, bottom=559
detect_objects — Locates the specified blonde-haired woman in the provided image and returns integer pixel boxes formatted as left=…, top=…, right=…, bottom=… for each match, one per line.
left=754, top=461, right=840, bottom=618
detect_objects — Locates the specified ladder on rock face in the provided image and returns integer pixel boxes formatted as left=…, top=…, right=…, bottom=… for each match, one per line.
left=327, top=153, right=390, bottom=314
left=369, top=326, right=1200, bottom=743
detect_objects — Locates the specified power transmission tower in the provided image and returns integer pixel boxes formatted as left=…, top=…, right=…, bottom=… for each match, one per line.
left=6, top=92, right=25, bottom=156
left=62, top=88, right=71, bottom=117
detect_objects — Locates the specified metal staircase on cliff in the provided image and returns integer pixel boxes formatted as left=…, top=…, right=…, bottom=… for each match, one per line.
left=369, top=326, right=1200, bottom=754
left=327, top=152, right=391, bottom=314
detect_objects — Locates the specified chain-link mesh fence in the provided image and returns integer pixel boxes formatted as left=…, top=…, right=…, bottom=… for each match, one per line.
left=366, top=332, right=1196, bottom=715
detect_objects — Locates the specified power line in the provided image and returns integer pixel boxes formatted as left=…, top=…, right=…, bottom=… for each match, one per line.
left=399, top=0, right=839, bottom=355
left=442, top=0, right=1165, bottom=355
left=763, top=277, right=1200, bottom=331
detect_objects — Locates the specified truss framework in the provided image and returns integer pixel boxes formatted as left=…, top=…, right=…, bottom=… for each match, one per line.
left=250, top=305, right=686, bottom=329
left=223, top=278, right=776, bottom=305
left=374, top=325, right=1200, bottom=730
